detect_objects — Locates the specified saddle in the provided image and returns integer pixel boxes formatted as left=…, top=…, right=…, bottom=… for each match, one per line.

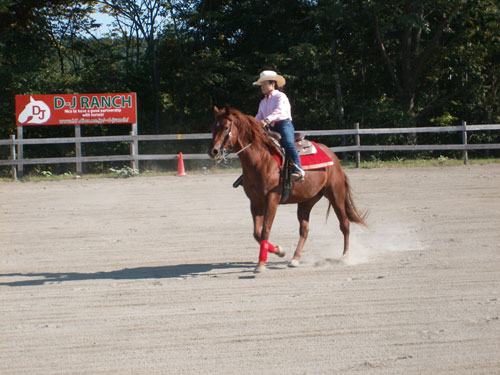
left=233, top=129, right=316, bottom=204
left=267, top=130, right=317, bottom=157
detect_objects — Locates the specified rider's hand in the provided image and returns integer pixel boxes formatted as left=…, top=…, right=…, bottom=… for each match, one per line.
left=261, top=119, right=272, bottom=132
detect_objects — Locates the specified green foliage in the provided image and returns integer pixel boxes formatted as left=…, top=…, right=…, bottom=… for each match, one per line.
left=0, top=0, right=498, bottom=153
left=437, top=155, right=449, bottom=164
left=430, top=112, right=459, bottom=127
left=109, top=166, right=139, bottom=178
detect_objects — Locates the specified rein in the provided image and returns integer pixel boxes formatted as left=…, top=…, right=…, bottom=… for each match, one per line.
left=217, top=141, right=253, bottom=164
left=233, top=142, right=253, bottom=156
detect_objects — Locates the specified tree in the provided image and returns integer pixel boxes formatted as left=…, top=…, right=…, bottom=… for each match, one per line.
left=369, top=0, right=499, bottom=123
left=1, top=0, right=498, bottom=143
left=0, top=0, right=80, bottom=137
left=94, top=0, right=171, bottom=133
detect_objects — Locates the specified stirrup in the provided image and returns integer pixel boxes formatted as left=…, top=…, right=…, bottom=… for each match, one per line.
left=291, top=174, right=305, bottom=183
left=290, top=168, right=305, bottom=183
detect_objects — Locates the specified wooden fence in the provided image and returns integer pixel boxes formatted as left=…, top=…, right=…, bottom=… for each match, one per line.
left=1, top=122, right=499, bottom=180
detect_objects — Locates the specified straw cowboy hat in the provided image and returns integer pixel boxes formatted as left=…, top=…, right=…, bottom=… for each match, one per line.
left=253, top=70, right=286, bottom=87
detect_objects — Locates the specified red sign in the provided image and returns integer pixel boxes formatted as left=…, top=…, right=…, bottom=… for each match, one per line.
left=15, top=93, right=137, bottom=126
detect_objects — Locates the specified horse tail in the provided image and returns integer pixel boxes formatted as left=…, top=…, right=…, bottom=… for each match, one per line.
left=326, top=175, right=368, bottom=226
left=344, top=175, right=368, bottom=226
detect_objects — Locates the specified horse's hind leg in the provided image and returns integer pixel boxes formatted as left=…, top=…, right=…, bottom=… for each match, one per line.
left=324, top=182, right=351, bottom=257
left=290, top=194, right=322, bottom=267
left=335, top=203, right=351, bottom=258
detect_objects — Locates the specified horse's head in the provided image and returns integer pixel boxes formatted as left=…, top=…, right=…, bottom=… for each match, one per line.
left=209, top=105, right=239, bottom=163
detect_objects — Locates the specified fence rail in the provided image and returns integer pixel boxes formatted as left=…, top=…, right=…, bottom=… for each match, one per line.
left=1, top=122, right=499, bottom=179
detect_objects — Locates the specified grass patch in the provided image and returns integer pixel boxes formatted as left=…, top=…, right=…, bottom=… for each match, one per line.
left=341, top=157, right=499, bottom=169
left=1, top=157, right=498, bottom=182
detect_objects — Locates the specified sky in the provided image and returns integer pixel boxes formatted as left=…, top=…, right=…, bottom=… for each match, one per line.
left=90, top=11, right=114, bottom=36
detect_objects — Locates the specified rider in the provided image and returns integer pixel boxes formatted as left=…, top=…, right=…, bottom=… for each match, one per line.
left=254, top=70, right=305, bottom=182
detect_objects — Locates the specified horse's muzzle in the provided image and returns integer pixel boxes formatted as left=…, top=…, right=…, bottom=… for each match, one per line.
left=209, top=146, right=224, bottom=163
left=210, top=147, right=219, bottom=157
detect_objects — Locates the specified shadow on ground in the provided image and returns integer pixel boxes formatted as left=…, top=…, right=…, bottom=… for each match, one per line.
left=0, top=262, right=263, bottom=287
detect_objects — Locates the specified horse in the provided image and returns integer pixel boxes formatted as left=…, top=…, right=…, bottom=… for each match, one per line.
left=209, top=105, right=367, bottom=273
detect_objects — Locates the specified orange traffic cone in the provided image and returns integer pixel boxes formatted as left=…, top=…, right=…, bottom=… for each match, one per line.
left=176, top=152, right=187, bottom=176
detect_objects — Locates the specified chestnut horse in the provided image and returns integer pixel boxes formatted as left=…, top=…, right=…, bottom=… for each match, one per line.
left=209, top=105, right=367, bottom=273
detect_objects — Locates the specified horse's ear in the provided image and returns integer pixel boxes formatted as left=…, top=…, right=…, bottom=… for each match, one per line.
left=213, top=106, right=219, bottom=117
left=224, top=104, right=230, bottom=115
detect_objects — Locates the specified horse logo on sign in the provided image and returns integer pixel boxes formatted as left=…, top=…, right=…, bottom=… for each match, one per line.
left=17, top=96, right=51, bottom=124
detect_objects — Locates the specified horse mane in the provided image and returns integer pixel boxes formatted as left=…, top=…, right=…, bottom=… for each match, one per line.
left=227, top=108, right=278, bottom=153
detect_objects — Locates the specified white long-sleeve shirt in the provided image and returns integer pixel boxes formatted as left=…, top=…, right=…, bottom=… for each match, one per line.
left=255, top=90, right=292, bottom=124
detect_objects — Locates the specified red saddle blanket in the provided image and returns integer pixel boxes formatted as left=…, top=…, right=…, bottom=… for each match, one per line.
left=272, top=141, right=334, bottom=170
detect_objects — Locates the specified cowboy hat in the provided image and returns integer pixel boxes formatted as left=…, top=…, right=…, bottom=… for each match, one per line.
left=253, top=70, right=286, bottom=87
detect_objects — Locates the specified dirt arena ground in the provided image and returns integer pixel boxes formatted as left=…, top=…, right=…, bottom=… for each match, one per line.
left=1, top=164, right=499, bottom=374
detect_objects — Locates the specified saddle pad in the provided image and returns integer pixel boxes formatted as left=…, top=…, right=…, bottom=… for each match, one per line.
left=271, top=142, right=334, bottom=170
left=300, top=142, right=334, bottom=170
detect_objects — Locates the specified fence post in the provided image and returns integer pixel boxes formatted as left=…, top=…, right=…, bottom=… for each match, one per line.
left=342, top=134, right=347, bottom=163
left=16, top=126, right=23, bottom=179
left=10, top=135, right=17, bottom=180
left=354, top=122, right=360, bottom=168
left=462, top=121, right=468, bottom=165
left=75, top=125, right=82, bottom=176
left=130, top=123, right=138, bottom=171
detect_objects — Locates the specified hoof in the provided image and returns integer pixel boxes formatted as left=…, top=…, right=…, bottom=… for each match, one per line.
left=254, top=264, right=266, bottom=274
left=274, top=245, right=286, bottom=258
left=288, top=259, right=300, bottom=268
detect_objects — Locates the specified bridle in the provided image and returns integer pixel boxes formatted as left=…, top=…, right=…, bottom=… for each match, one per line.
left=218, top=119, right=234, bottom=149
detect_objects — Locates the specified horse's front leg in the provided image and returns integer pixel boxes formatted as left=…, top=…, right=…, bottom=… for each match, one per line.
left=250, top=203, right=263, bottom=243
left=255, top=193, right=282, bottom=273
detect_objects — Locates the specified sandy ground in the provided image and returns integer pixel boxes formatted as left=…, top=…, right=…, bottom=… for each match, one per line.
left=1, top=164, right=499, bottom=374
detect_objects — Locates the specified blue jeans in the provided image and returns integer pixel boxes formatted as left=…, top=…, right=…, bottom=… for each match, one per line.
left=272, top=120, right=302, bottom=171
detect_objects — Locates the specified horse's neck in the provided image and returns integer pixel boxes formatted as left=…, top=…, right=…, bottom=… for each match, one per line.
left=236, top=138, right=274, bottom=176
